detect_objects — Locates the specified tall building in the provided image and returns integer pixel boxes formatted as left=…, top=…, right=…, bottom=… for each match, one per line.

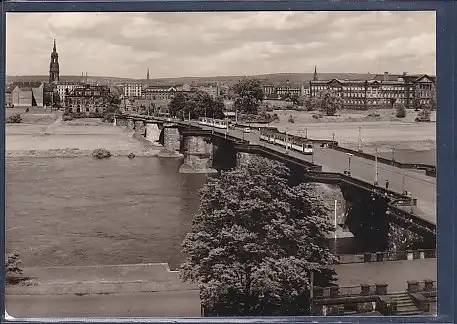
left=49, top=39, right=60, bottom=83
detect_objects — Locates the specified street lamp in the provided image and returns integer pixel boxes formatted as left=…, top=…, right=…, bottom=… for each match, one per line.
left=347, top=153, right=353, bottom=176
left=285, top=129, right=289, bottom=154
left=358, top=126, right=362, bottom=152
left=305, top=127, right=308, bottom=139
left=392, top=146, right=396, bottom=165
left=332, top=133, right=335, bottom=148
left=374, top=147, right=379, bottom=185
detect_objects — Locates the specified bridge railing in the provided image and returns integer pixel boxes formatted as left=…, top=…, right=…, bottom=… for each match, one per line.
left=337, top=249, right=436, bottom=264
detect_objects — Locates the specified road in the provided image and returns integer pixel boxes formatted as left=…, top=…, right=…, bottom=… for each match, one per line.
left=6, top=290, right=201, bottom=317
left=190, top=121, right=436, bottom=225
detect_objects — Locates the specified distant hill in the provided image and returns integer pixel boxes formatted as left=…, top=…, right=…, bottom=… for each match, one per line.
left=5, top=72, right=390, bottom=86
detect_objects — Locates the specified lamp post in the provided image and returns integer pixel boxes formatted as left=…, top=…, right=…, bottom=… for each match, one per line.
left=285, top=130, right=289, bottom=154
left=334, top=199, right=338, bottom=240
left=358, top=126, right=362, bottom=152
left=374, top=148, right=379, bottom=185
left=332, top=133, right=335, bottom=148
left=305, top=127, right=308, bottom=139
left=392, top=146, right=396, bottom=165
left=347, top=153, right=353, bottom=176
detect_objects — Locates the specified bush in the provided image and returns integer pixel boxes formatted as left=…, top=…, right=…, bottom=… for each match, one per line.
left=394, top=103, right=406, bottom=118
left=5, top=251, right=23, bottom=276
left=103, top=113, right=115, bottom=123
left=288, top=115, right=295, bottom=123
left=92, top=148, right=112, bottom=159
left=6, top=113, right=22, bottom=124
left=128, top=152, right=136, bottom=159
left=312, top=114, right=322, bottom=119
left=62, top=115, right=74, bottom=121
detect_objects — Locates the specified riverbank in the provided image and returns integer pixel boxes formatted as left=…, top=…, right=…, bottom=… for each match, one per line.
left=6, top=117, right=160, bottom=157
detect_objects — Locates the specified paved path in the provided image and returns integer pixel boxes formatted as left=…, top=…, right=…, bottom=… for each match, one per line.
left=335, top=258, right=436, bottom=292
left=191, top=122, right=436, bottom=225
left=6, top=291, right=201, bottom=317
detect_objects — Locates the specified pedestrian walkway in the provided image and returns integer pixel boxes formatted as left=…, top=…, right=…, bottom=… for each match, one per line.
left=335, top=258, right=436, bottom=292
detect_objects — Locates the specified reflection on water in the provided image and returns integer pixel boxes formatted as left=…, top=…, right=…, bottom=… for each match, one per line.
left=6, top=157, right=207, bottom=270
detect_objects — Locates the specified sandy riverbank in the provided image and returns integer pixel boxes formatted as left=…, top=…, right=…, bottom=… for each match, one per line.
left=6, top=117, right=161, bottom=158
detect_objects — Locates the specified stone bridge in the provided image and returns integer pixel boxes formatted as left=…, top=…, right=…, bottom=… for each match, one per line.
left=114, top=115, right=436, bottom=251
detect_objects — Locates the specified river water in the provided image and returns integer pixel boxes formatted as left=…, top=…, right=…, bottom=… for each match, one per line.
left=6, top=157, right=207, bottom=270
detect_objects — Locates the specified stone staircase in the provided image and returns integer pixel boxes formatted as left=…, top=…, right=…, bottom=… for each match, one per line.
left=389, top=292, right=423, bottom=316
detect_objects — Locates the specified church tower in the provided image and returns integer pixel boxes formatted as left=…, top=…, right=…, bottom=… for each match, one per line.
left=313, top=65, right=318, bottom=81
left=49, top=39, right=60, bottom=83
left=146, top=68, right=150, bottom=80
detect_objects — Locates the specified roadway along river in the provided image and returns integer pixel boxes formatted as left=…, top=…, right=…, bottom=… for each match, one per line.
left=6, top=157, right=207, bottom=269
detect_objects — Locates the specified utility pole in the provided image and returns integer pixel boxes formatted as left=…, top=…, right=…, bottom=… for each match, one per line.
left=374, top=148, right=379, bottom=186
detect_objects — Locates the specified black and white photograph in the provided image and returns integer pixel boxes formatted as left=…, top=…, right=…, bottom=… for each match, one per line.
left=5, top=11, right=436, bottom=317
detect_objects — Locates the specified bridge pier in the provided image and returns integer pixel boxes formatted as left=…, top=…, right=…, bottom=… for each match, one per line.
left=340, top=184, right=390, bottom=252
left=179, top=136, right=216, bottom=174
left=134, top=120, right=146, bottom=137
left=126, top=118, right=135, bottom=130
left=145, top=122, right=162, bottom=145
left=158, top=125, right=183, bottom=158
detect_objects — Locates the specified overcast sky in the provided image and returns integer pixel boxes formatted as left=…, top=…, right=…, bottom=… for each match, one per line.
left=6, top=11, right=435, bottom=79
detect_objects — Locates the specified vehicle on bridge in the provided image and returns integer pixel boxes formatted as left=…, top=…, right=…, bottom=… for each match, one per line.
left=259, top=132, right=314, bottom=155
left=198, top=117, right=228, bottom=129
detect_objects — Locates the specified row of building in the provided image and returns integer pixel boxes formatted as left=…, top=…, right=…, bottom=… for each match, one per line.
left=262, top=68, right=436, bottom=110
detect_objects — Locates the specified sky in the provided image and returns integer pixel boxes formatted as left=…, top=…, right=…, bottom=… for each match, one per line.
left=6, top=11, right=436, bottom=79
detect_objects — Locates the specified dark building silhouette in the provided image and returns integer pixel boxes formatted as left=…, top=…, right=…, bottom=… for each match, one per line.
left=49, top=39, right=60, bottom=83
left=313, top=65, right=318, bottom=81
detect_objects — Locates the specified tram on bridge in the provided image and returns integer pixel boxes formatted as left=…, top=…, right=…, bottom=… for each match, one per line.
left=259, top=129, right=314, bottom=155
left=198, top=117, right=229, bottom=129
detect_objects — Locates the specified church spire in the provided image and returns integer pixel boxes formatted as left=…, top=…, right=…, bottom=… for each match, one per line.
left=313, top=65, right=318, bottom=81
left=49, top=39, right=60, bottom=83
left=146, top=68, right=150, bottom=80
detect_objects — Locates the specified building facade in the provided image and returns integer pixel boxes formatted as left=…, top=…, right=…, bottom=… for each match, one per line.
left=49, top=39, right=60, bottom=83
left=143, top=86, right=176, bottom=100
left=57, top=82, right=83, bottom=107
left=10, top=82, right=44, bottom=107
left=123, top=84, right=142, bottom=98
left=309, top=73, right=436, bottom=110
left=64, top=85, right=110, bottom=114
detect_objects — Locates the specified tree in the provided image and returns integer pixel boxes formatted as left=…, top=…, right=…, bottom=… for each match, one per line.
left=290, top=94, right=304, bottom=108
left=168, top=91, right=225, bottom=119
left=180, top=156, right=337, bottom=316
left=429, top=86, right=436, bottom=111
left=314, top=89, right=344, bottom=116
left=394, top=102, right=406, bottom=118
left=169, top=92, right=188, bottom=117
left=232, top=78, right=264, bottom=115
left=412, top=86, right=421, bottom=111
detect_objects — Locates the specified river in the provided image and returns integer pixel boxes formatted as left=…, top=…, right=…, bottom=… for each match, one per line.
left=6, top=156, right=207, bottom=270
